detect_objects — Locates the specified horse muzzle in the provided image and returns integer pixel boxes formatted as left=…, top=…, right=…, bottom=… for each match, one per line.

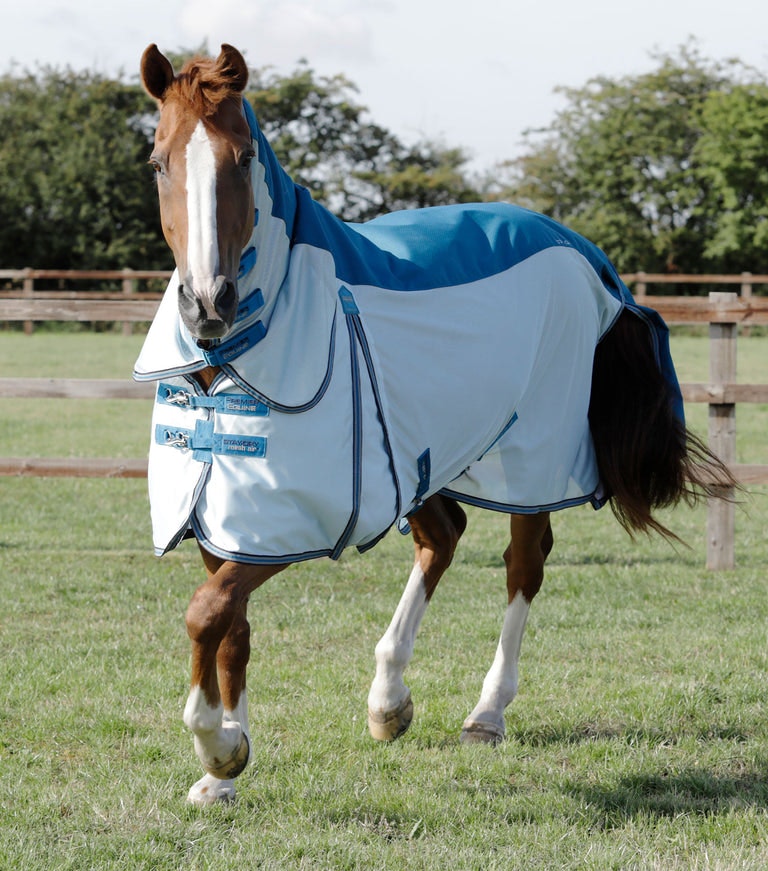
left=178, top=276, right=238, bottom=340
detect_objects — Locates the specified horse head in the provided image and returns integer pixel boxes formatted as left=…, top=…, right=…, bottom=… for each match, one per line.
left=141, top=44, right=255, bottom=342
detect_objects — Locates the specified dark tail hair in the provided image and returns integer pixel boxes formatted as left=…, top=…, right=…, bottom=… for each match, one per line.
left=588, top=309, right=736, bottom=540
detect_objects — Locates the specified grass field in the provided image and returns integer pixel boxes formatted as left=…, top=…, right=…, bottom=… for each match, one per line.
left=0, top=331, right=767, bottom=870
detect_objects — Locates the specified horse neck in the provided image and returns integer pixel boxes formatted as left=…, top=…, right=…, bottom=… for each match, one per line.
left=225, top=122, right=296, bottom=342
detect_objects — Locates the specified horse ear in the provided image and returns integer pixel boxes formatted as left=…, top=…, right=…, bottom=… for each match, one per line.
left=141, top=44, right=176, bottom=102
left=216, top=44, right=249, bottom=92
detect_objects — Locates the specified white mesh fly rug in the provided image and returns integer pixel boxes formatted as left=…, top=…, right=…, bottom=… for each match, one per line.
left=134, top=104, right=680, bottom=565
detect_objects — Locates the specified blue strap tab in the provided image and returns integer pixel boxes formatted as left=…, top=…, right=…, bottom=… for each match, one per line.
left=155, top=423, right=267, bottom=462
left=415, top=448, right=431, bottom=501
left=157, top=383, right=269, bottom=416
left=238, top=246, right=257, bottom=278
left=235, top=288, right=264, bottom=322
left=201, top=320, right=267, bottom=366
left=338, top=286, right=359, bottom=315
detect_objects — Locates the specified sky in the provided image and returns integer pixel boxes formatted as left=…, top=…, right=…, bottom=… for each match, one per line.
left=1, top=0, right=767, bottom=171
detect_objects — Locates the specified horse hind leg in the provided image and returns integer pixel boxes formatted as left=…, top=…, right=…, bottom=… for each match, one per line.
left=367, top=495, right=466, bottom=741
left=461, top=512, right=552, bottom=745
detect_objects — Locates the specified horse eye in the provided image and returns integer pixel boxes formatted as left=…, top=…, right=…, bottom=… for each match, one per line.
left=149, top=156, right=165, bottom=175
left=239, top=149, right=255, bottom=172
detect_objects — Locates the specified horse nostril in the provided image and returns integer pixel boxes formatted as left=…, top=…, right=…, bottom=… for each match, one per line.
left=178, top=283, right=201, bottom=320
left=214, top=281, right=238, bottom=321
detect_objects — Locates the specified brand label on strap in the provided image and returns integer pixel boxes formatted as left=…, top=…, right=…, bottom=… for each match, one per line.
left=155, top=423, right=266, bottom=461
left=157, top=383, right=269, bottom=416
left=202, top=320, right=267, bottom=366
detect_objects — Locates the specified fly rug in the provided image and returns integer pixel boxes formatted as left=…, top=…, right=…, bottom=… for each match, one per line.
left=137, top=44, right=729, bottom=805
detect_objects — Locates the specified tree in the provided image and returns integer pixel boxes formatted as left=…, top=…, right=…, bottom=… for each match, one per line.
left=694, top=83, right=768, bottom=272
left=490, top=43, right=768, bottom=276
left=0, top=56, right=481, bottom=270
left=0, top=66, right=167, bottom=271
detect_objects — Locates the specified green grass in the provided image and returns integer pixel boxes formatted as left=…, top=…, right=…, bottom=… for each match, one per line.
left=0, top=332, right=767, bottom=869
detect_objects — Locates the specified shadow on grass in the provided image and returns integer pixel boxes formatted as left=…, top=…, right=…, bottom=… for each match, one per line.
left=511, top=720, right=755, bottom=748
left=569, top=764, right=768, bottom=825
left=506, top=719, right=768, bottom=822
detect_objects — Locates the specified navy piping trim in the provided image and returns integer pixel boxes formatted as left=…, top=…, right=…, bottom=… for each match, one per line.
left=201, top=370, right=230, bottom=395
left=190, top=515, right=337, bottom=565
left=356, top=525, right=393, bottom=554
left=221, top=311, right=338, bottom=413
left=438, top=487, right=605, bottom=515
left=475, top=411, right=519, bottom=462
left=348, top=307, right=403, bottom=520
left=133, top=361, right=206, bottom=382
left=330, top=315, right=363, bottom=559
left=157, top=463, right=211, bottom=556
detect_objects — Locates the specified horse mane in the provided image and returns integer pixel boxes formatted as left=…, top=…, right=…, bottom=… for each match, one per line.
left=169, top=55, right=244, bottom=117
left=588, top=308, right=737, bottom=541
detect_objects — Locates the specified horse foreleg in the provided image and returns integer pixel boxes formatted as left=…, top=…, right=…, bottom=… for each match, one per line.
left=367, top=495, right=466, bottom=741
left=185, top=601, right=254, bottom=805
left=461, top=512, right=552, bottom=745
left=183, top=549, right=285, bottom=803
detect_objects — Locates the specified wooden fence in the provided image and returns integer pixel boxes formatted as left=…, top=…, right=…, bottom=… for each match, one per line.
left=0, top=267, right=168, bottom=335
left=1, top=272, right=767, bottom=569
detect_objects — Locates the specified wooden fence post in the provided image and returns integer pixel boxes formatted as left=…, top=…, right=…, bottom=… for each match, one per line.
left=635, top=271, right=647, bottom=301
left=121, top=267, right=136, bottom=336
left=740, top=272, right=752, bottom=337
left=706, top=291, right=737, bottom=570
left=22, top=268, right=34, bottom=335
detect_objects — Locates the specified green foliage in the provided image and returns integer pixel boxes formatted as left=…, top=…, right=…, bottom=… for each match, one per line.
left=695, top=83, right=768, bottom=269
left=3, top=44, right=768, bottom=275
left=492, top=43, right=768, bottom=277
left=0, top=55, right=480, bottom=269
left=0, top=66, right=169, bottom=270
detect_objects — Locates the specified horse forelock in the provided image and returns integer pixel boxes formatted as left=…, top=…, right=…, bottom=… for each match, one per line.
left=169, top=56, right=243, bottom=118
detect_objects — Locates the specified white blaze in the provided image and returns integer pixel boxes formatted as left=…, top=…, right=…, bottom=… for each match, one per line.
left=185, top=121, right=219, bottom=296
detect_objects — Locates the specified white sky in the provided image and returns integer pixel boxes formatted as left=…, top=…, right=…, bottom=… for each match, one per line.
left=1, top=0, right=767, bottom=171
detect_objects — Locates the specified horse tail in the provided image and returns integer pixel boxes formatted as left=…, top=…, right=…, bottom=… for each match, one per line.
left=588, top=308, right=735, bottom=540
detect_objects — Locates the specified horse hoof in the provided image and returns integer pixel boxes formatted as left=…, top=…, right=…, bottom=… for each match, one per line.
left=201, top=731, right=250, bottom=780
left=368, top=693, right=414, bottom=741
left=460, top=721, right=505, bottom=746
left=187, top=773, right=236, bottom=806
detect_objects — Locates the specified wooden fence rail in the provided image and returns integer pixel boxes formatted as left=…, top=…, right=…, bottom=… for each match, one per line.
left=0, top=267, right=170, bottom=335
left=1, top=284, right=767, bottom=569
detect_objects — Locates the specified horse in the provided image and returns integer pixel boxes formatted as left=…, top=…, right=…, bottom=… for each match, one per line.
left=137, top=43, right=731, bottom=805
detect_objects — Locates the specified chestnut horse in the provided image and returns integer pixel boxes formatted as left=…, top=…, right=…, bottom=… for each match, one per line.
left=137, top=44, right=730, bottom=805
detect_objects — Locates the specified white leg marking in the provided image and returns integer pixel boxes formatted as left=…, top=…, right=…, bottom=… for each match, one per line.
left=183, top=684, right=223, bottom=734
left=185, top=121, right=219, bottom=302
left=368, top=563, right=428, bottom=717
left=187, top=773, right=237, bottom=806
left=183, top=685, right=250, bottom=788
left=462, top=590, right=530, bottom=742
left=186, top=690, right=251, bottom=806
